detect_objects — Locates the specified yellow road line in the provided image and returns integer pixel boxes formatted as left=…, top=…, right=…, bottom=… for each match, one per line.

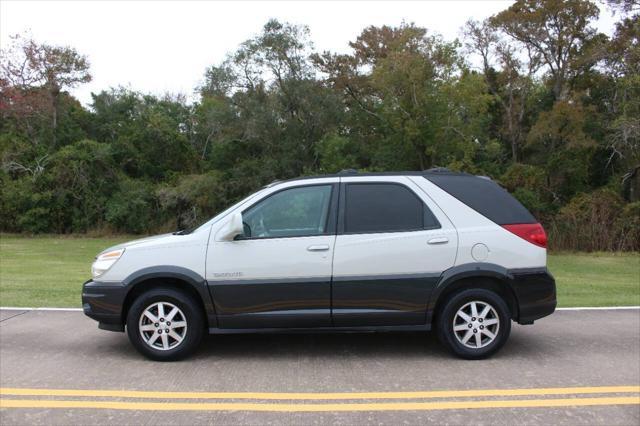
left=1, top=396, right=639, bottom=412
left=1, top=386, right=638, bottom=400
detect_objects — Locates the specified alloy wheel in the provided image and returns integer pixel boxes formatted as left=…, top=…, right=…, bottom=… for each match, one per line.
left=138, top=301, right=188, bottom=351
left=452, top=300, right=500, bottom=349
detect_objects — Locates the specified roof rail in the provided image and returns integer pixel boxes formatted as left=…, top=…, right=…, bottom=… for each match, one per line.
left=424, top=167, right=451, bottom=173
left=264, top=180, right=283, bottom=188
left=338, top=169, right=359, bottom=175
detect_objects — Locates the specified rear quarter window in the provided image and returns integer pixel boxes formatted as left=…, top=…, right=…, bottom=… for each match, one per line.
left=424, top=175, right=536, bottom=225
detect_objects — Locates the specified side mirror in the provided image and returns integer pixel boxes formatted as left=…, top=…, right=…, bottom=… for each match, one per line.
left=216, top=212, right=244, bottom=241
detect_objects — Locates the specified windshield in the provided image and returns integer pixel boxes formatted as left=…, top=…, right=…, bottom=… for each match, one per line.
left=174, top=187, right=269, bottom=235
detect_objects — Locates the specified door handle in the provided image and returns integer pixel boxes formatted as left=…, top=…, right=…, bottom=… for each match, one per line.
left=307, top=244, right=330, bottom=252
left=428, top=237, right=449, bottom=245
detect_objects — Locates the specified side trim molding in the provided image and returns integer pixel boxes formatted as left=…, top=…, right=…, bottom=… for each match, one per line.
left=208, top=276, right=330, bottom=286
left=333, top=272, right=441, bottom=282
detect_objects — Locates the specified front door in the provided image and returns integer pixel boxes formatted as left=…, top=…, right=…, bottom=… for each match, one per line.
left=207, top=183, right=338, bottom=329
left=332, top=177, right=457, bottom=326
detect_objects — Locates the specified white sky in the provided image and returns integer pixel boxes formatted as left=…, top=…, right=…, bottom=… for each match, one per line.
left=0, top=0, right=618, bottom=106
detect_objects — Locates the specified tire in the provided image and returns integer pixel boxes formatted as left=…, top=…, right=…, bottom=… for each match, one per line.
left=126, top=287, right=204, bottom=361
left=436, top=288, right=511, bottom=360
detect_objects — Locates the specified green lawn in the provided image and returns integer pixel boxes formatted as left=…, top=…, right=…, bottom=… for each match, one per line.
left=0, top=235, right=131, bottom=307
left=1, top=235, right=638, bottom=308
left=549, top=252, right=639, bottom=307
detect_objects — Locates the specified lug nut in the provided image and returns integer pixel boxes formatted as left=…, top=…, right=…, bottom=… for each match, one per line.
left=473, top=329, right=477, bottom=333
left=471, top=317, right=476, bottom=321
left=468, top=324, right=473, bottom=328
left=166, top=321, right=171, bottom=326
left=154, top=323, right=159, bottom=327
left=158, top=330, right=162, bottom=334
left=480, top=325, right=485, bottom=330
left=160, top=318, right=164, bottom=322
left=479, top=318, right=483, bottom=323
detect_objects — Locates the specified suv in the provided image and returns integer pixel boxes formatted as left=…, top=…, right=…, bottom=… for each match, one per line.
left=82, top=169, right=556, bottom=361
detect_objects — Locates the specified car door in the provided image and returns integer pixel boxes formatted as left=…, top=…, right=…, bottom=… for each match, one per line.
left=206, top=181, right=338, bottom=329
left=332, top=176, right=457, bottom=326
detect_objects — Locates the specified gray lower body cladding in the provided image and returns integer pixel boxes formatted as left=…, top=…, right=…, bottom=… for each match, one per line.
left=81, top=268, right=555, bottom=332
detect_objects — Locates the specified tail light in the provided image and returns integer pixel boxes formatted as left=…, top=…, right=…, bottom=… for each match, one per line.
left=502, top=223, right=547, bottom=248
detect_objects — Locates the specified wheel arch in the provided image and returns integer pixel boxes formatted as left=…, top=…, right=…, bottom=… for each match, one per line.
left=427, top=263, right=520, bottom=325
left=121, top=266, right=217, bottom=328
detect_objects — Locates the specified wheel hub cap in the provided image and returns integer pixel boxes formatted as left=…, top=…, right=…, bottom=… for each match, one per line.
left=139, top=302, right=187, bottom=351
left=452, top=301, right=500, bottom=349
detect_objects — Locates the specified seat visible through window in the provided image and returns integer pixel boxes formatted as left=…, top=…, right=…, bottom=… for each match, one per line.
left=242, top=185, right=333, bottom=238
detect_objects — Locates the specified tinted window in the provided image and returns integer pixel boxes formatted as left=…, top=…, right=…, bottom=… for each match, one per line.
left=424, top=175, right=536, bottom=225
left=243, top=185, right=332, bottom=238
left=423, top=205, right=440, bottom=229
left=344, top=183, right=438, bottom=233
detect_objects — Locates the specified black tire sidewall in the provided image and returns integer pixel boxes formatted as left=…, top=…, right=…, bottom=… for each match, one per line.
left=126, top=288, right=204, bottom=361
left=437, top=289, right=511, bottom=360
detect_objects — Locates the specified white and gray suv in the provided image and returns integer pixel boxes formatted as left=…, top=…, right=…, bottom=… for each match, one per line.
left=82, top=169, right=556, bottom=361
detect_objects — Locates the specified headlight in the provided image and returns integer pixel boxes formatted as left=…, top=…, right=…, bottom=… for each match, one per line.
left=91, top=248, right=125, bottom=279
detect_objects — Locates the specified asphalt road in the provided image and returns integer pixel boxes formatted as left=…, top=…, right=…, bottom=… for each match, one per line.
left=0, top=308, right=639, bottom=425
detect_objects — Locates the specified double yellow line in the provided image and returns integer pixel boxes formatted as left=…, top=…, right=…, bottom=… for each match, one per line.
left=1, top=386, right=639, bottom=412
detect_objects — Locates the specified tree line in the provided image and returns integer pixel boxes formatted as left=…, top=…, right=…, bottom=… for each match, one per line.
left=1, top=0, right=638, bottom=251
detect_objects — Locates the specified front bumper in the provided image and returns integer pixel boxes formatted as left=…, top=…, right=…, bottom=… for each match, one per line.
left=509, top=268, right=557, bottom=324
left=82, top=280, right=127, bottom=332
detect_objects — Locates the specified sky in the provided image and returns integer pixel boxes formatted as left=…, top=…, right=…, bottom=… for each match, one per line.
left=0, top=0, right=618, bottom=106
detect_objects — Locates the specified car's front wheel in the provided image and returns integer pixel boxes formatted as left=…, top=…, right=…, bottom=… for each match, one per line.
left=437, top=288, right=511, bottom=359
left=126, top=287, right=204, bottom=361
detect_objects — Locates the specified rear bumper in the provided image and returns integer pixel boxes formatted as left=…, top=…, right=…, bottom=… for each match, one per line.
left=509, top=268, right=557, bottom=324
left=82, top=279, right=126, bottom=332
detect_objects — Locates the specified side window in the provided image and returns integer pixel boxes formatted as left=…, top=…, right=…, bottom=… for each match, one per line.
left=344, top=183, right=440, bottom=234
left=423, top=205, right=440, bottom=229
left=243, top=185, right=333, bottom=239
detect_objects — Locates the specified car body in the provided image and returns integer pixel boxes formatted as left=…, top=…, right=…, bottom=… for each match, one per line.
left=82, top=169, right=556, bottom=360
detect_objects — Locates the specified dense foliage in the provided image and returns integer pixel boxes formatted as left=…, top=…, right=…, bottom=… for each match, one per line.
left=1, top=0, right=638, bottom=251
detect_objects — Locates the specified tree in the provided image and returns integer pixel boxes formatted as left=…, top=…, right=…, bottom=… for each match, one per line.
left=89, top=89, right=197, bottom=180
left=46, top=139, right=117, bottom=232
left=464, top=19, right=541, bottom=161
left=601, top=9, right=640, bottom=171
left=0, top=34, right=91, bottom=148
left=490, top=0, right=602, bottom=101
left=526, top=99, right=597, bottom=199
left=197, top=19, right=343, bottom=188
left=605, top=0, right=640, bottom=14
left=315, top=23, right=484, bottom=170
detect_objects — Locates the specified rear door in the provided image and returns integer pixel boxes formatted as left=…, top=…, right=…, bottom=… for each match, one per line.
left=332, top=176, right=457, bottom=326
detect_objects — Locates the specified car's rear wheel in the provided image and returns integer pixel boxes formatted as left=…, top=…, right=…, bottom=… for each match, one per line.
left=126, top=287, right=204, bottom=361
left=437, top=288, right=511, bottom=359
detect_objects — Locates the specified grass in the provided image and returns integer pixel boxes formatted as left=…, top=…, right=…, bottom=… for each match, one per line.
left=549, top=252, right=639, bottom=307
left=0, top=235, right=131, bottom=307
left=1, top=235, right=639, bottom=308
